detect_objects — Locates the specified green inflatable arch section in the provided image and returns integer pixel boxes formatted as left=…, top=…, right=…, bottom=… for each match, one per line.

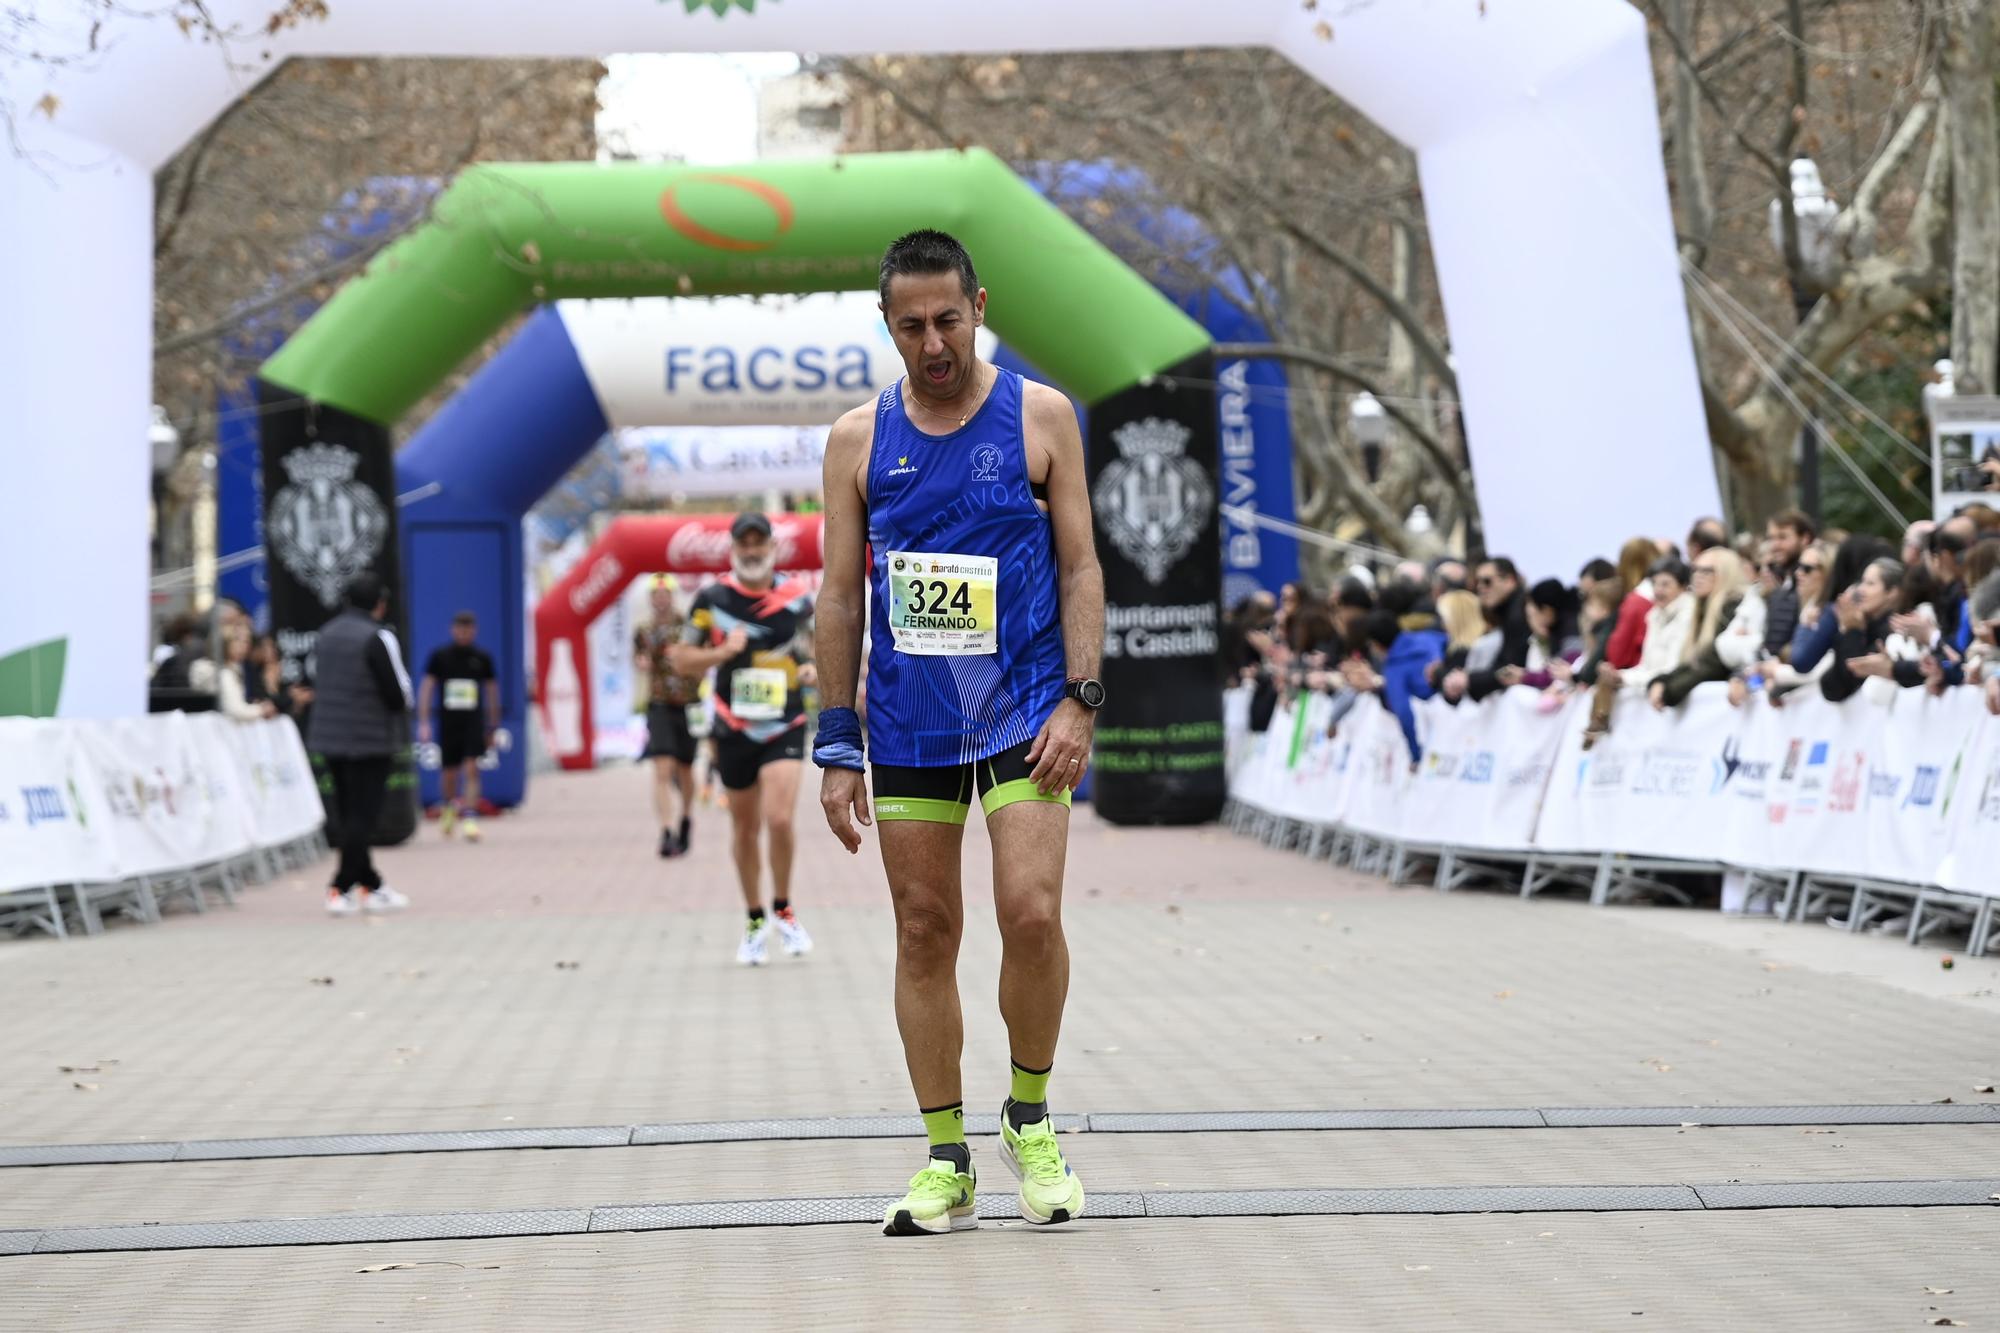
left=261, top=148, right=1210, bottom=417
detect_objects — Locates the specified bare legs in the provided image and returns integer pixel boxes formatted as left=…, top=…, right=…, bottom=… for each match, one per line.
left=880, top=820, right=968, bottom=1108
left=879, top=801, right=1071, bottom=1108
left=988, top=801, right=1071, bottom=1070
left=725, top=759, right=802, bottom=911
left=651, top=756, right=686, bottom=834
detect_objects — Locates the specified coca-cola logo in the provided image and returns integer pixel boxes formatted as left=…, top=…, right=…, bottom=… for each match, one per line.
left=569, top=554, right=625, bottom=615
left=664, top=519, right=800, bottom=572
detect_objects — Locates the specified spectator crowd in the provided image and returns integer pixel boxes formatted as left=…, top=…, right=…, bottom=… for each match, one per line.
left=1225, top=500, right=2000, bottom=760
left=150, top=598, right=311, bottom=727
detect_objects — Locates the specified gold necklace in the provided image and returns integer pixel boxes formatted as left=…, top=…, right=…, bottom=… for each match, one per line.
left=909, top=367, right=986, bottom=429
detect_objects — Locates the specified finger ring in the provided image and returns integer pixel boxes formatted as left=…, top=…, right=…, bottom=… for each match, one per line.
left=1068, top=759, right=1079, bottom=767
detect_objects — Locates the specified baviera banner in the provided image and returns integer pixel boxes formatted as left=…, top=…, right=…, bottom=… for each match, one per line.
left=1086, top=350, right=1226, bottom=825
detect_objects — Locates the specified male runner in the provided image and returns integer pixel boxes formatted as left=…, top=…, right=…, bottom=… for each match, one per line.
left=814, top=229, right=1105, bottom=1236
left=635, top=576, right=699, bottom=857
left=670, top=513, right=817, bottom=965
left=417, top=611, right=499, bottom=842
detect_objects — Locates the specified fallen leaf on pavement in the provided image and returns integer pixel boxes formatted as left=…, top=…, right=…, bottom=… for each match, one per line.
left=309, top=977, right=334, bottom=986
left=1296, top=1034, right=1323, bottom=1043
left=1925, top=1287, right=1954, bottom=1295
left=1929, top=1319, right=1966, bottom=1328
left=1975, top=1084, right=1994, bottom=1094
left=73, top=1081, right=99, bottom=1091
left=58, top=1065, right=99, bottom=1074
left=554, top=960, right=580, bottom=970
left=1494, top=990, right=1513, bottom=1000
left=1403, top=1264, right=1430, bottom=1272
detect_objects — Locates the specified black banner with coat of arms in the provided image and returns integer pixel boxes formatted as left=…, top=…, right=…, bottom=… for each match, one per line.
left=258, top=385, right=404, bottom=686
left=258, top=383, right=416, bottom=845
left=1084, top=350, right=1226, bottom=825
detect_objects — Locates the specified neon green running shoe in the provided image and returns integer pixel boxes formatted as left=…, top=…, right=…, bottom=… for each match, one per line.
left=999, top=1101, right=1086, bottom=1225
left=882, top=1155, right=977, bottom=1236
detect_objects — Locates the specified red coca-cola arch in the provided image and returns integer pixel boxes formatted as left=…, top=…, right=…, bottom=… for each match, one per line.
left=534, top=512, right=825, bottom=771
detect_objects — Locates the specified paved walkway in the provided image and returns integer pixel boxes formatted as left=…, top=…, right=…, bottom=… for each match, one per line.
left=4, top=762, right=1998, bottom=1330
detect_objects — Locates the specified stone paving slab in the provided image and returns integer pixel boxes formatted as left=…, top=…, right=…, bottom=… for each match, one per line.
left=6, top=1210, right=1997, bottom=1331
left=5, top=1124, right=1995, bottom=1231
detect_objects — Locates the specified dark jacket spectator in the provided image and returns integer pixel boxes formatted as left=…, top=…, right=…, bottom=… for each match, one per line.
left=1517, top=579, right=1584, bottom=689
left=310, top=576, right=412, bottom=908
left=1466, top=586, right=1531, bottom=701
left=1760, top=508, right=1817, bottom=655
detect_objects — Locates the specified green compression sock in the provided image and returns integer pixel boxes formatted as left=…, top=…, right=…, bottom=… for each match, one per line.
left=921, top=1102, right=966, bottom=1150
left=1009, top=1060, right=1051, bottom=1107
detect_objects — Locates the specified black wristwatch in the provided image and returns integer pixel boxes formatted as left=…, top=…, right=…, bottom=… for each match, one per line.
left=1064, top=677, right=1106, bottom=710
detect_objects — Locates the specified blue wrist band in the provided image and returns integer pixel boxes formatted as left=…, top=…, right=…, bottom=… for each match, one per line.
left=813, top=706, right=865, bottom=772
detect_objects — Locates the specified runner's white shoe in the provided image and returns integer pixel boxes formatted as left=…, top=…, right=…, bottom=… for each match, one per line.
left=460, top=814, right=482, bottom=843
left=363, top=885, right=411, bottom=914
left=737, top=917, right=771, bottom=966
left=325, top=889, right=360, bottom=918
left=774, top=907, right=813, bottom=957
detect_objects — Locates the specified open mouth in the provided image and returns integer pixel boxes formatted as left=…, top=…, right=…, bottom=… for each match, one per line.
left=924, top=359, right=952, bottom=385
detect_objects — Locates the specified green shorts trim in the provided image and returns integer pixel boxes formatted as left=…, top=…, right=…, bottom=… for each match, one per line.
left=875, top=796, right=971, bottom=825
left=871, top=739, right=1074, bottom=826
left=979, top=777, right=1072, bottom=817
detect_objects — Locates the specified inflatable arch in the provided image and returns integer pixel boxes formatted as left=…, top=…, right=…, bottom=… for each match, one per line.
left=326, top=152, right=1224, bottom=822
left=400, top=163, right=1297, bottom=809
left=4, top=1, right=1719, bottom=810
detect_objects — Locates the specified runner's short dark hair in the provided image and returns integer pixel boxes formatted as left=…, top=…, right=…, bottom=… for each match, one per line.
left=879, top=229, right=979, bottom=304
left=453, top=610, right=477, bottom=627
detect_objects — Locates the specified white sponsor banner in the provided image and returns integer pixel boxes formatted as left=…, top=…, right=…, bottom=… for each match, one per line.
left=1339, top=696, right=1415, bottom=839
left=1938, top=705, right=2000, bottom=894
left=1860, top=688, right=1975, bottom=884
left=562, top=293, right=1001, bottom=431
left=0, top=718, right=118, bottom=890
left=1228, top=682, right=2000, bottom=900
left=617, top=424, right=827, bottom=499
left=1534, top=688, right=1739, bottom=859
left=69, top=713, right=235, bottom=878
left=1408, top=690, right=1568, bottom=852
left=2, top=714, right=321, bottom=896
left=224, top=714, right=326, bottom=846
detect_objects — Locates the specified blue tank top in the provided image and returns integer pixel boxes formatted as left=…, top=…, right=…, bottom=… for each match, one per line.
left=865, top=370, right=1065, bottom=767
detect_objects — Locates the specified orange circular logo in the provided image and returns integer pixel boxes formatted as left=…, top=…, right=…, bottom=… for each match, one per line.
left=658, top=174, right=796, bottom=253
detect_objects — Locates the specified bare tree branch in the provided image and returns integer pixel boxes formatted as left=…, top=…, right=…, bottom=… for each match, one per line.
left=1214, top=339, right=1470, bottom=518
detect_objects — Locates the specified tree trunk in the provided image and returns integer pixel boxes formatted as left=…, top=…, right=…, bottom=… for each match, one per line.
left=1941, top=2, right=2000, bottom=393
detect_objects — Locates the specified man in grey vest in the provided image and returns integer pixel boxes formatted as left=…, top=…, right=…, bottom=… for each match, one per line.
left=310, top=573, right=414, bottom=916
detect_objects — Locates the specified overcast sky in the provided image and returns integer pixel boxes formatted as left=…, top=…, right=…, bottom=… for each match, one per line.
left=596, top=53, right=801, bottom=164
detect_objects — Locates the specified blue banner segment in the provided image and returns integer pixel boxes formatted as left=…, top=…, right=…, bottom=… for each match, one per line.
left=1011, top=163, right=1298, bottom=609
left=395, top=303, right=610, bottom=810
